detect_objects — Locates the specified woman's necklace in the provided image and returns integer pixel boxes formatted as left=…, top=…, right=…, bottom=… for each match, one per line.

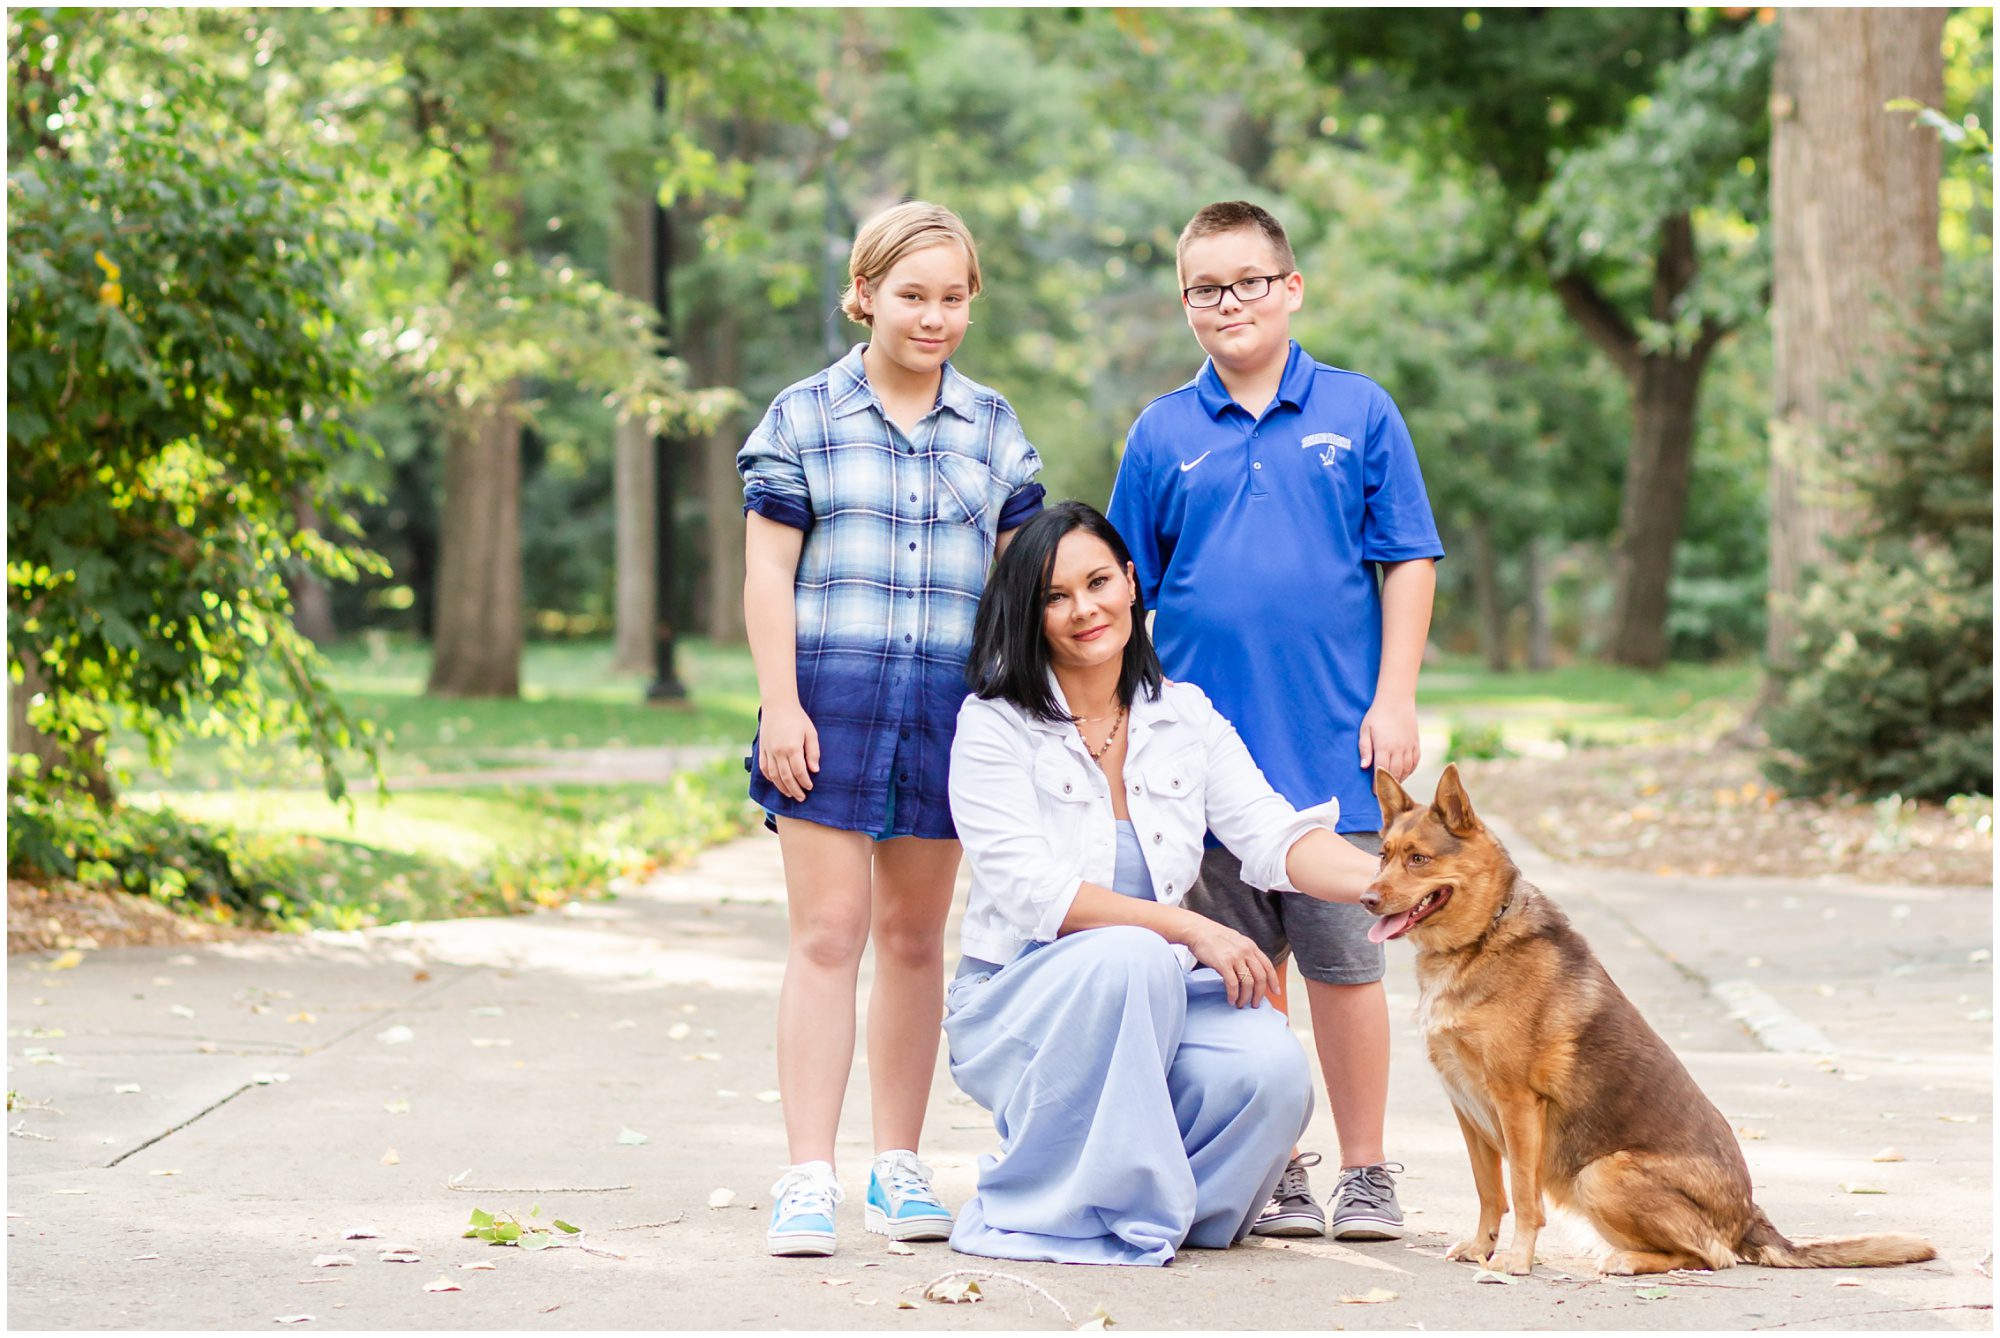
left=1076, top=704, right=1127, bottom=762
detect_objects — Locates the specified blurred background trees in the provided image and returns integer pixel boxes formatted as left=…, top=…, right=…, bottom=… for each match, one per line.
left=9, top=6, right=1991, bottom=810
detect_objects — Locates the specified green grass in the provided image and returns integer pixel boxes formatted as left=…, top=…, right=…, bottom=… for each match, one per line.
left=1418, top=656, right=1759, bottom=753
left=110, top=636, right=761, bottom=791
left=68, top=637, right=764, bottom=931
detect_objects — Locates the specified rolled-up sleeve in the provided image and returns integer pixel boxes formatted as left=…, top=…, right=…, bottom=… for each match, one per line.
left=737, top=399, right=812, bottom=531
left=949, top=699, right=1086, bottom=945
left=1190, top=686, right=1342, bottom=893
left=992, top=406, right=1046, bottom=534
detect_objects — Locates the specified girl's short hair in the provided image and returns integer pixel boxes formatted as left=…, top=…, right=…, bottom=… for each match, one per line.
left=840, top=201, right=983, bottom=327
left=967, top=501, right=1163, bottom=722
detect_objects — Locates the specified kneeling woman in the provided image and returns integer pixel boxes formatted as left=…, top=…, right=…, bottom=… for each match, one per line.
left=944, top=501, right=1383, bottom=1266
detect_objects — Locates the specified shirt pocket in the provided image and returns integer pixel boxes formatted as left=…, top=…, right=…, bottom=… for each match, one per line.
left=1031, top=751, right=1095, bottom=844
left=935, top=451, right=994, bottom=537
left=1131, top=745, right=1206, bottom=899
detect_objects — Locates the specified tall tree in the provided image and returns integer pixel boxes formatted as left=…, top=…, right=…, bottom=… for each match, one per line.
left=610, top=183, right=657, bottom=671
left=1287, top=9, right=1774, bottom=667
left=1765, top=9, right=1946, bottom=672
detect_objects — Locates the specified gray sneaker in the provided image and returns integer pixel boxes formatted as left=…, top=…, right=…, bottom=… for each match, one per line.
left=1328, top=1161, right=1406, bottom=1241
left=1250, top=1152, right=1325, bottom=1237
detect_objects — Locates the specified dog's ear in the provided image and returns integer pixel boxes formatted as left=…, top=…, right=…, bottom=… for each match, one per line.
left=1374, top=766, right=1415, bottom=826
left=1431, top=764, right=1482, bottom=836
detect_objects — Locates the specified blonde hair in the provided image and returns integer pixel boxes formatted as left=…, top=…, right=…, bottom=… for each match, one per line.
left=840, top=201, right=982, bottom=327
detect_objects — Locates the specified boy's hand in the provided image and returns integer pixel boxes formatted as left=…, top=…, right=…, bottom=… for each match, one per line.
left=1359, top=697, right=1420, bottom=782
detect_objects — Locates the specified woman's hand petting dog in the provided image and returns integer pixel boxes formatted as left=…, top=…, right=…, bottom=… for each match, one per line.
left=1180, top=915, right=1278, bottom=1008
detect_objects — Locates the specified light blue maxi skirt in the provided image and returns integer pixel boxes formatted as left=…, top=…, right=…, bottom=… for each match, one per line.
left=943, top=924, right=1314, bottom=1266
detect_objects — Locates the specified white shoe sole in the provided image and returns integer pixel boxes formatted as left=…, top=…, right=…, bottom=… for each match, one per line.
left=1251, top=1212, right=1327, bottom=1238
left=767, top=1229, right=836, bottom=1257
left=865, top=1203, right=952, bottom=1242
left=1330, top=1216, right=1406, bottom=1241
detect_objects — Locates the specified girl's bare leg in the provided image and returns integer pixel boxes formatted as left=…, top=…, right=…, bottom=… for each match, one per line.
left=865, top=835, right=961, bottom=1153
left=774, top=817, right=876, bottom=1167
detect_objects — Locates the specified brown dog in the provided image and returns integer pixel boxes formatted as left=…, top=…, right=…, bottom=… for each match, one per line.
left=1363, top=765, right=1937, bottom=1277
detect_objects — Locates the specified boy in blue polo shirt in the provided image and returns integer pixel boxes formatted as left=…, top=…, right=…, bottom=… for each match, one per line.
left=1106, top=201, right=1441, bottom=1242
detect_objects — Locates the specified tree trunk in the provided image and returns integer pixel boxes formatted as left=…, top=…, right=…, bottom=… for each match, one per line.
left=425, top=388, right=524, bottom=698
left=288, top=492, right=338, bottom=646
left=9, top=656, right=111, bottom=805
left=1604, top=352, right=1709, bottom=669
left=611, top=185, right=657, bottom=673
left=1524, top=536, right=1554, bottom=671
left=1466, top=518, right=1511, bottom=672
left=1765, top=7, right=1945, bottom=671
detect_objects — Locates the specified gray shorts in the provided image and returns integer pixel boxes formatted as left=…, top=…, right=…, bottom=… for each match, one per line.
left=1186, top=833, right=1384, bottom=986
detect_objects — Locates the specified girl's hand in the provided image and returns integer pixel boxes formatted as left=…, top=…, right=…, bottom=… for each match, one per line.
left=759, top=701, right=820, bottom=802
left=1181, top=915, right=1278, bottom=1009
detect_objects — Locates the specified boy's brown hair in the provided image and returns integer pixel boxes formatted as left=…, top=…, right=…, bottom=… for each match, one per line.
left=841, top=200, right=982, bottom=326
left=1176, top=201, right=1296, bottom=283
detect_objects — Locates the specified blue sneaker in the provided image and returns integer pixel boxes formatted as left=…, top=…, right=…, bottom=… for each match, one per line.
left=767, top=1162, right=842, bottom=1257
left=865, top=1150, right=952, bottom=1242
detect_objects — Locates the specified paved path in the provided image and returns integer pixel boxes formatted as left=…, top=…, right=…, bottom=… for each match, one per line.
left=8, top=814, right=1991, bottom=1330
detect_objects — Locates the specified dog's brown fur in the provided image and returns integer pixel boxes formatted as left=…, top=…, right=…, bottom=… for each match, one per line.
left=1366, top=765, right=1937, bottom=1277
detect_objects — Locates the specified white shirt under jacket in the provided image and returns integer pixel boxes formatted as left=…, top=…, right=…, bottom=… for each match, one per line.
left=948, top=675, right=1343, bottom=970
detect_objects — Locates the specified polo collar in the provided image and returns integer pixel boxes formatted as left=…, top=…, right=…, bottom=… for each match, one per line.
left=827, top=343, right=976, bottom=423
left=1194, top=340, right=1315, bottom=421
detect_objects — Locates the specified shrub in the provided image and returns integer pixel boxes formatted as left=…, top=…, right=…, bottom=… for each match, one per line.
left=1763, top=268, right=1993, bottom=801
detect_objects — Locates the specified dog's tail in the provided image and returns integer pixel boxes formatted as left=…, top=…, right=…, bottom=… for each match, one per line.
left=1741, top=1211, right=1936, bottom=1269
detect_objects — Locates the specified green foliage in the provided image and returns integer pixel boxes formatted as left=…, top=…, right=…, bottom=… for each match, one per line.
left=464, top=1204, right=579, bottom=1249
left=1446, top=723, right=1513, bottom=763
left=1763, top=269, right=1994, bottom=800
left=7, top=10, right=385, bottom=800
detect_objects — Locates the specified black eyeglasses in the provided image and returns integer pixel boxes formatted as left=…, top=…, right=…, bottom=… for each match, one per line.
left=1181, top=272, right=1290, bottom=309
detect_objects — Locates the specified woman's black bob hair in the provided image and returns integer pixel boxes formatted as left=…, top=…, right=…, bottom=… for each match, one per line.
left=966, top=500, right=1163, bottom=722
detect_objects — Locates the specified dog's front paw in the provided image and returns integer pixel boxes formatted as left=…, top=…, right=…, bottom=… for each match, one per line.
left=1491, top=1248, right=1534, bottom=1276
left=1445, top=1239, right=1495, bottom=1264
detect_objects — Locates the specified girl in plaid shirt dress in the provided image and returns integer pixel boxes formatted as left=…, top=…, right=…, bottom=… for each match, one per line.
left=736, top=202, right=1044, bottom=1257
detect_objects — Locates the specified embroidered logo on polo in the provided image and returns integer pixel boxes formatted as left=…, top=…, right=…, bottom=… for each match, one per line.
left=1301, top=432, right=1352, bottom=467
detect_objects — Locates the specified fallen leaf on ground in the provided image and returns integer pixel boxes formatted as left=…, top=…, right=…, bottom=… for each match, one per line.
left=666, top=1022, right=691, bottom=1041
left=896, top=1300, right=919, bottom=1310
left=685, top=1052, right=721, bottom=1062
left=288, top=1012, right=315, bottom=1025
left=1635, top=1286, right=1671, bottom=1300
left=1871, top=1147, right=1905, bottom=1162
left=252, top=1073, right=290, bottom=1085
left=886, top=1242, right=914, bottom=1257
left=272, top=1316, right=314, bottom=1324
left=1338, top=1288, right=1397, bottom=1304
left=819, top=1278, right=852, bottom=1287
left=459, top=1261, right=497, bottom=1271
left=49, top=951, right=84, bottom=970
left=380, top=1251, right=422, bottom=1265
left=1735, top=1127, right=1766, bottom=1140
left=617, top=1127, right=650, bottom=1147
left=148, top=1169, right=181, bottom=1177
left=380, top=1149, right=400, bottom=1166
left=129, top=1253, right=159, bottom=1261
left=855, top=1298, right=879, bottom=1307
left=1833, top=1280, right=1863, bottom=1288
left=448, top=1169, right=471, bottom=1187
left=384, top=1099, right=411, bottom=1114
left=1473, top=1270, right=1515, bottom=1285
left=423, top=1276, right=460, bottom=1293
left=114, top=1083, right=142, bottom=1094
left=311, top=1255, right=354, bottom=1268
left=755, top=1091, right=781, bottom=1104
left=169, top=1005, right=197, bottom=1019
left=706, top=1188, right=736, bottom=1208
left=924, top=1278, right=983, bottom=1304
left=375, top=1026, right=414, bottom=1045
left=1839, top=1183, right=1885, bottom=1195
left=1940, top=1113, right=1979, bottom=1123
left=340, top=1228, right=379, bottom=1240
left=1079, top=1307, right=1117, bottom=1330
left=196, top=1042, right=218, bottom=1054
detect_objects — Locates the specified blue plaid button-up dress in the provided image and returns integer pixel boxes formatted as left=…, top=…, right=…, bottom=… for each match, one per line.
left=738, top=345, right=1045, bottom=840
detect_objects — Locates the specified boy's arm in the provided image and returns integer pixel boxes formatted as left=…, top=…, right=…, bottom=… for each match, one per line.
left=1359, top=557, right=1435, bottom=782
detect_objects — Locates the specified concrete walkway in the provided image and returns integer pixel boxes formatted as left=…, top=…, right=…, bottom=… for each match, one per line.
left=7, top=817, right=1992, bottom=1330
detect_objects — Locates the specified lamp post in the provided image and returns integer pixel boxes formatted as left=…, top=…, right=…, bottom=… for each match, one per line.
left=647, top=70, right=687, bottom=702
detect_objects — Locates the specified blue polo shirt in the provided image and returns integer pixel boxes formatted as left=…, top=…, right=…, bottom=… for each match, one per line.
left=1106, top=341, right=1443, bottom=833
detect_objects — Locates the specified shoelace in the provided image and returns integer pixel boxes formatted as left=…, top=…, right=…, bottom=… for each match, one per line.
left=1336, top=1161, right=1405, bottom=1211
left=1274, top=1151, right=1323, bottom=1203
left=877, top=1152, right=939, bottom=1202
left=771, top=1168, right=844, bottom=1220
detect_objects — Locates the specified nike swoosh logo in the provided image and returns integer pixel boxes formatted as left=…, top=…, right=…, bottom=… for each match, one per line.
left=1179, top=451, right=1212, bottom=473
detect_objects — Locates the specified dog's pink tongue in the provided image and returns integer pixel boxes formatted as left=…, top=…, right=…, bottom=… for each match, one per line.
left=1368, top=910, right=1415, bottom=944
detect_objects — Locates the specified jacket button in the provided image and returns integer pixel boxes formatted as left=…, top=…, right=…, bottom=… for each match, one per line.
left=1170, top=778, right=1181, bottom=789
left=1153, top=832, right=1163, bottom=844
left=1130, top=783, right=1140, bottom=794
left=1166, top=883, right=1174, bottom=895
left=1062, top=782, right=1072, bottom=794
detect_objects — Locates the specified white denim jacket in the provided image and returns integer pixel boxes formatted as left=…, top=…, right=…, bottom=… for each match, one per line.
left=948, top=676, right=1342, bottom=969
